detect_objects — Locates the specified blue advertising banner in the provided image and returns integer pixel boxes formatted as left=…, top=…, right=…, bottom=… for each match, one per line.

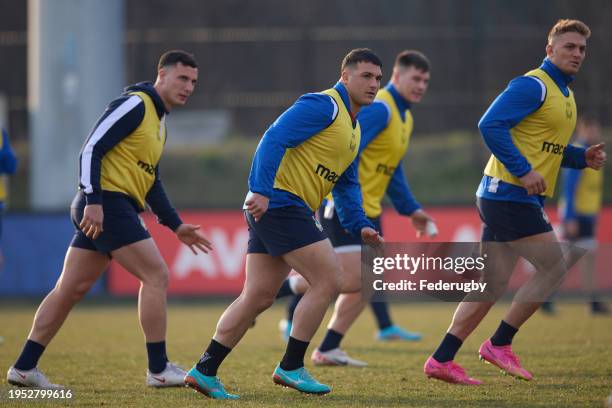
left=0, top=213, right=105, bottom=296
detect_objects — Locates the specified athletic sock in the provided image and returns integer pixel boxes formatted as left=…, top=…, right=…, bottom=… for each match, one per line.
left=146, top=341, right=168, bottom=374
left=432, top=333, right=463, bottom=363
left=276, top=279, right=294, bottom=299
left=490, top=320, right=518, bottom=346
left=279, top=336, right=309, bottom=371
left=13, top=340, right=46, bottom=371
left=196, top=339, right=232, bottom=377
left=318, top=329, right=344, bottom=352
left=287, top=294, right=302, bottom=322
left=370, top=300, right=393, bottom=330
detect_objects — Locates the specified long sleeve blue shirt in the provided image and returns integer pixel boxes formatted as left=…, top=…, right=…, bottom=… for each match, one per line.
left=248, top=82, right=374, bottom=236
left=560, top=142, right=591, bottom=221
left=476, top=58, right=587, bottom=207
left=357, top=83, right=421, bottom=216
left=0, top=128, right=18, bottom=176
left=0, top=128, right=18, bottom=209
left=560, top=167, right=581, bottom=220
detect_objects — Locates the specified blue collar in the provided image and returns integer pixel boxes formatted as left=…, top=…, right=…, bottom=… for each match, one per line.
left=334, top=82, right=352, bottom=115
left=540, top=58, right=574, bottom=96
left=334, top=82, right=357, bottom=125
left=385, top=83, right=411, bottom=121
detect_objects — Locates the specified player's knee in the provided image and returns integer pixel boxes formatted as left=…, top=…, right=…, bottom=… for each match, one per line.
left=292, top=275, right=310, bottom=294
left=253, top=291, right=276, bottom=312
left=484, top=279, right=509, bottom=299
left=257, top=295, right=275, bottom=312
left=152, top=271, right=169, bottom=290
left=337, top=263, right=363, bottom=292
left=310, top=270, right=340, bottom=297
left=141, top=264, right=169, bottom=289
left=242, top=288, right=276, bottom=313
left=57, top=279, right=94, bottom=303
left=339, top=275, right=361, bottom=293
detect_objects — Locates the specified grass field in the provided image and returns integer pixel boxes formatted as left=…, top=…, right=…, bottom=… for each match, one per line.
left=0, top=301, right=610, bottom=407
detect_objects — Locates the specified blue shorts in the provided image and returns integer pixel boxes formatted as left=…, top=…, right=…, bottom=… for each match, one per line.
left=477, top=197, right=552, bottom=242
left=572, top=215, right=596, bottom=240
left=317, top=206, right=382, bottom=249
left=69, top=191, right=151, bottom=255
left=246, top=206, right=327, bottom=257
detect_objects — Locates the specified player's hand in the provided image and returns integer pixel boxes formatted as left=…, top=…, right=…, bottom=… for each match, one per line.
left=519, top=170, right=547, bottom=195
left=245, top=192, right=269, bottom=222
left=563, top=219, right=579, bottom=240
left=585, top=143, right=606, bottom=170
left=80, top=204, right=104, bottom=240
left=176, top=224, right=213, bottom=254
left=410, top=209, right=433, bottom=238
left=361, top=227, right=384, bottom=247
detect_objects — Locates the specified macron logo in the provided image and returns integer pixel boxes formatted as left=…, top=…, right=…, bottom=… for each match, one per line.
left=541, top=141, right=565, bottom=156
left=315, top=164, right=340, bottom=184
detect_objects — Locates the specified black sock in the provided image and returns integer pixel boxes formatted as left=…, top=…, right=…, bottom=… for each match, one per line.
left=196, top=339, right=232, bottom=377
left=490, top=320, right=518, bottom=346
left=14, top=340, right=46, bottom=371
left=319, top=329, right=344, bottom=352
left=287, top=295, right=302, bottom=322
left=280, top=336, right=309, bottom=371
left=146, top=341, right=168, bottom=374
left=432, top=333, right=463, bottom=363
left=276, top=279, right=294, bottom=299
left=370, top=301, right=393, bottom=330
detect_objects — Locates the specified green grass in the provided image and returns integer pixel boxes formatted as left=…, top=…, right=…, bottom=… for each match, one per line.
left=0, top=302, right=610, bottom=407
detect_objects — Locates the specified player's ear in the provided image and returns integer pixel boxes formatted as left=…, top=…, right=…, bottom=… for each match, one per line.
left=157, top=67, right=167, bottom=82
left=340, top=68, right=350, bottom=83
left=391, top=66, right=401, bottom=83
left=545, top=43, right=554, bottom=58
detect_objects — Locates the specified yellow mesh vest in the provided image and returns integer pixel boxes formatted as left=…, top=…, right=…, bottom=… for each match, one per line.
left=358, top=89, right=413, bottom=218
left=273, top=88, right=360, bottom=211
left=575, top=167, right=603, bottom=215
left=100, top=91, right=166, bottom=208
left=484, top=68, right=577, bottom=197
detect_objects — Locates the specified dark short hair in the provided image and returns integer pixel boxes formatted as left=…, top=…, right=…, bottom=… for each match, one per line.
left=395, top=50, right=430, bottom=72
left=341, top=48, right=382, bottom=72
left=157, top=50, right=198, bottom=70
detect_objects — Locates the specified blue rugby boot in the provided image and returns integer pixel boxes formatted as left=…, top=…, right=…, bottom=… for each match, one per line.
left=376, top=325, right=422, bottom=341
left=184, top=366, right=239, bottom=400
left=272, top=365, right=331, bottom=394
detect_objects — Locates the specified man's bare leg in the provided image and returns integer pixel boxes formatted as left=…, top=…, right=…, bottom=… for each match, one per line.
left=503, top=231, right=567, bottom=328
left=10, top=247, right=108, bottom=382
left=328, top=292, right=368, bottom=334
left=429, top=231, right=569, bottom=383
left=283, top=239, right=342, bottom=342
left=112, top=239, right=171, bottom=343
left=423, top=240, right=519, bottom=385
left=112, top=238, right=182, bottom=378
left=446, top=246, right=519, bottom=340
left=188, top=252, right=291, bottom=389
left=28, top=248, right=109, bottom=345
left=214, top=253, right=291, bottom=347
left=279, top=250, right=364, bottom=337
